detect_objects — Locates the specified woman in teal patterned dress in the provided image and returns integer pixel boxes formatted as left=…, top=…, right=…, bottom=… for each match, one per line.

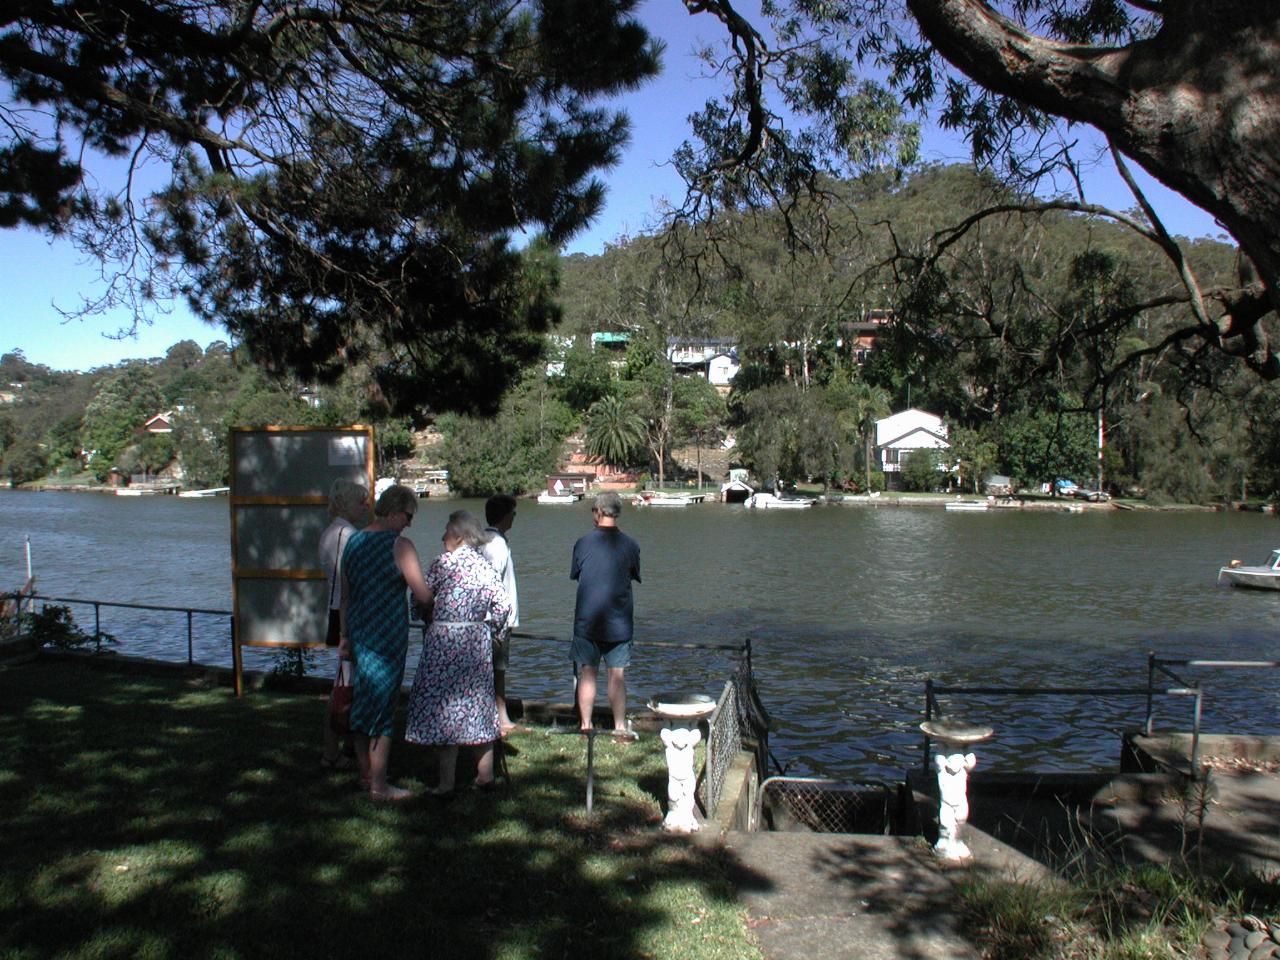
left=340, top=484, right=434, bottom=801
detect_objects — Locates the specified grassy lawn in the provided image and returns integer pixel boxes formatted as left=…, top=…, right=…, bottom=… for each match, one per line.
left=0, top=659, right=761, bottom=960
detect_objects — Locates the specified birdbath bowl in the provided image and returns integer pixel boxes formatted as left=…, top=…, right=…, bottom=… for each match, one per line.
left=919, top=720, right=995, bottom=862
left=648, top=694, right=716, bottom=833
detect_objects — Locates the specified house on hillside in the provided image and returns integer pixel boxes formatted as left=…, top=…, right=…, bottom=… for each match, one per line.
left=874, top=408, right=951, bottom=490
left=668, top=338, right=740, bottom=394
left=143, top=411, right=176, bottom=434
left=836, top=309, right=892, bottom=362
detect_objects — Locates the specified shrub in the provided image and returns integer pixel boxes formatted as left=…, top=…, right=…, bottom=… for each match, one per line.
left=24, top=604, right=115, bottom=650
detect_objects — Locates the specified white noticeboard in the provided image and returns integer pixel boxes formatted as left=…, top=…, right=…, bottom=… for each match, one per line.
left=229, top=426, right=373, bottom=695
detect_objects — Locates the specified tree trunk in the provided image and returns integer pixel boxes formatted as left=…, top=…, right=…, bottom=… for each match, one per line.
left=906, top=0, right=1280, bottom=377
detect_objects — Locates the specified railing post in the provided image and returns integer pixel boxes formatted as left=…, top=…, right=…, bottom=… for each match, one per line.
left=1145, top=651, right=1155, bottom=736
left=94, top=602, right=101, bottom=653
left=922, top=679, right=934, bottom=772
left=1191, top=688, right=1204, bottom=778
left=187, top=610, right=194, bottom=665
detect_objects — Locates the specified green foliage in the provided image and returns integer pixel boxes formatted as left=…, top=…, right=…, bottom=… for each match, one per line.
left=950, top=426, right=999, bottom=494
left=552, top=337, right=618, bottom=413
left=1, top=438, right=48, bottom=486
left=441, top=375, right=575, bottom=497
left=43, top=414, right=83, bottom=470
left=3, top=2, right=664, bottom=420
left=900, top=448, right=942, bottom=492
left=995, top=410, right=1096, bottom=490
left=172, top=411, right=228, bottom=489
left=584, top=395, right=646, bottom=467
left=736, top=383, right=845, bottom=490
left=23, top=604, right=114, bottom=650
left=374, top=418, right=416, bottom=472
left=81, top=366, right=165, bottom=481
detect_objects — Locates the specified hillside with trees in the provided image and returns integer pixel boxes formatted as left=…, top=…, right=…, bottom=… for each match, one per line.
left=2, top=165, right=1277, bottom=503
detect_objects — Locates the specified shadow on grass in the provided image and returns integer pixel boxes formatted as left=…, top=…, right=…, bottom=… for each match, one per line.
left=0, top=659, right=766, bottom=960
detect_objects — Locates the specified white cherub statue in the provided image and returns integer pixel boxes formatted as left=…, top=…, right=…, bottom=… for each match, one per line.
left=660, top=725, right=702, bottom=832
left=935, top=751, right=977, bottom=860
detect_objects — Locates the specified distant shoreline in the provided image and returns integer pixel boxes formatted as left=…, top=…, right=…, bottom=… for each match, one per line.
left=6, top=483, right=1259, bottom=514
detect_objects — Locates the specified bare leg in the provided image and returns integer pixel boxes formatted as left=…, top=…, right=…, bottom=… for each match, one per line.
left=367, top=735, right=410, bottom=800
left=352, top=732, right=372, bottom=786
left=434, top=745, right=459, bottom=794
left=474, top=742, right=495, bottom=785
left=323, top=703, right=342, bottom=763
left=495, top=669, right=514, bottom=732
left=576, top=665, right=598, bottom=730
left=607, top=667, right=628, bottom=732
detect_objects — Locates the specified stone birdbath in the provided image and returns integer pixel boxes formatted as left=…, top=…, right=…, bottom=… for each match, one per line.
left=919, top=719, right=995, bottom=861
left=648, top=693, right=717, bottom=833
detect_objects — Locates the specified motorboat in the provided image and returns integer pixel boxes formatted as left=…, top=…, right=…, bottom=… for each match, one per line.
left=1218, top=549, right=1280, bottom=591
left=536, top=491, right=581, bottom=504
left=634, top=493, right=706, bottom=506
left=944, top=499, right=989, bottom=512
left=745, top=492, right=813, bottom=509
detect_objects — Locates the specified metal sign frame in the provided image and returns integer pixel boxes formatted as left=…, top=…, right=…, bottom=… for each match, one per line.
left=229, top=425, right=374, bottom=695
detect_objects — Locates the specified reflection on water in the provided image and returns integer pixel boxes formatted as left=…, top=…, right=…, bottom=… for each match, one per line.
left=2, top=490, right=1279, bottom=780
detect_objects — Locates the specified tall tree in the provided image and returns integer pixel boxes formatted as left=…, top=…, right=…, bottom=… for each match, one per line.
left=2, top=0, right=660, bottom=417
left=584, top=395, right=647, bottom=469
left=667, top=2, right=1280, bottom=386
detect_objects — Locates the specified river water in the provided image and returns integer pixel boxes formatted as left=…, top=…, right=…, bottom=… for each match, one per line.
left=3, top=490, right=1278, bottom=780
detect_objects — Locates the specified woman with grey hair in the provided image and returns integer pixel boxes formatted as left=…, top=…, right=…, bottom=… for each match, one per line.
left=405, top=509, right=511, bottom=796
left=341, top=483, right=434, bottom=800
left=320, top=478, right=369, bottom=769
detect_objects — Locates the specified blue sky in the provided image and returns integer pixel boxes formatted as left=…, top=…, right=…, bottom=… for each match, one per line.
left=0, top=1, right=1224, bottom=372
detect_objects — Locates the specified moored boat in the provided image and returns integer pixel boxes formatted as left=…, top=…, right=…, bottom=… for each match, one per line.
left=634, top=493, right=706, bottom=506
left=944, top=499, right=989, bottom=512
left=745, top=492, right=813, bottom=509
left=536, top=491, right=581, bottom=504
left=1218, top=549, right=1280, bottom=591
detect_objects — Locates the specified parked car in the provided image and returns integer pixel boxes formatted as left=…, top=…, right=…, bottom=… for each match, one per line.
left=1053, top=479, right=1080, bottom=496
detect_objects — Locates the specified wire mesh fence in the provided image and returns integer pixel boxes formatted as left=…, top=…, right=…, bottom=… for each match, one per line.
left=701, top=652, right=771, bottom=818
left=757, top=777, right=899, bottom=834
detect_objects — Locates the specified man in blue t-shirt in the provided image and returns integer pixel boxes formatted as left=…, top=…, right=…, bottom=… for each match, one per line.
left=570, top=491, right=641, bottom=734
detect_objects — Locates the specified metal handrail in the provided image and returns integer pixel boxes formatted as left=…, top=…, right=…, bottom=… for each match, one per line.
left=1144, top=653, right=1280, bottom=774
left=22, top=593, right=751, bottom=667
left=31, top=592, right=233, bottom=663
left=921, top=676, right=1187, bottom=775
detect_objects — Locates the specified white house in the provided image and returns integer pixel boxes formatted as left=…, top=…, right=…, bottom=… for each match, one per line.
left=668, top=338, right=740, bottom=394
left=874, top=408, right=951, bottom=488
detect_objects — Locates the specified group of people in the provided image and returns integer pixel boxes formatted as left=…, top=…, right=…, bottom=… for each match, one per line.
left=318, top=482, right=641, bottom=801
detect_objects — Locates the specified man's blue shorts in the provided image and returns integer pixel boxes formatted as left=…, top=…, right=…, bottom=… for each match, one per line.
left=571, top=635, right=632, bottom=669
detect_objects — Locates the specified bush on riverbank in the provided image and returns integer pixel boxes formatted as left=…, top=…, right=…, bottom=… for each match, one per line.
left=1, top=659, right=760, bottom=960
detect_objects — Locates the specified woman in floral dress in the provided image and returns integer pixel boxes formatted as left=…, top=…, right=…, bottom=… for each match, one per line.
left=405, top=509, right=512, bottom=795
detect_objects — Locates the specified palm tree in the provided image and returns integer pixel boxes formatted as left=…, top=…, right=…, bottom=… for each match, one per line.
left=850, top=382, right=892, bottom=492
left=584, top=395, right=646, bottom=470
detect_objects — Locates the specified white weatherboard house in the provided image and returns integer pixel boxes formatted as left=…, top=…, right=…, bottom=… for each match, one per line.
left=875, top=409, right=950, bottom=489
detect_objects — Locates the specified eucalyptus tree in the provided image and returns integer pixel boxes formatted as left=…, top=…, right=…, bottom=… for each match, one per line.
left=665, top=1, right=1280, bottom=390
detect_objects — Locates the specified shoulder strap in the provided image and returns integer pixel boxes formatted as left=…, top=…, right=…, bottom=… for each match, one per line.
left=329, top=527, right=349, bottom=607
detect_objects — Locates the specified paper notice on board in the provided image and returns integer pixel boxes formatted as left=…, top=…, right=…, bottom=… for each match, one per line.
left=328, top=436, right=364, bottom=466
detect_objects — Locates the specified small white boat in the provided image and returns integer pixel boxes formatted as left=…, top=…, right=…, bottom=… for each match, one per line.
left=745, top=492, right=813, bottom=509
left=945, top=500, right=989, bottom=512
left=1218, top=549, right=1280, bottom=591
left=116, top=487, right=160, bottom=496
left=178, top=487, right=230, bottom=498
left=536, top=491, right=581, bottom=504
left=634, top=493, right=706, bottom=506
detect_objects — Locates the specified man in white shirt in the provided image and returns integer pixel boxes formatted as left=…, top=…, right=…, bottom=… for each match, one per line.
left=482, top=494, right=520, bottom=735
